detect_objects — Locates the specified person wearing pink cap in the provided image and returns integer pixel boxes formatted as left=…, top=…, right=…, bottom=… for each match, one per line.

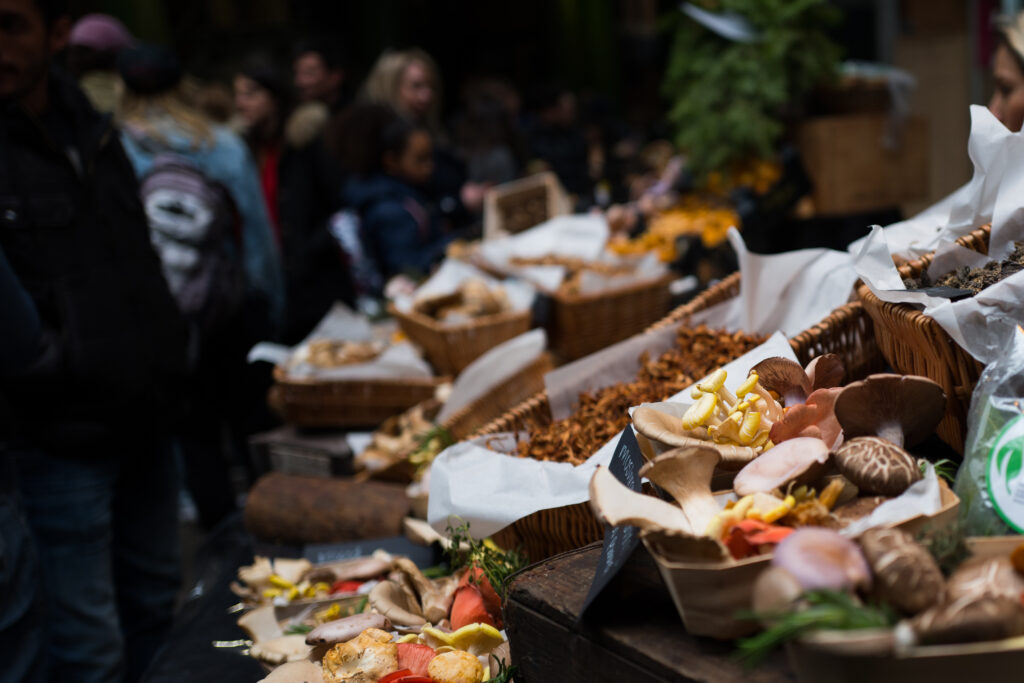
left=67, top=12, right=134, bottom=113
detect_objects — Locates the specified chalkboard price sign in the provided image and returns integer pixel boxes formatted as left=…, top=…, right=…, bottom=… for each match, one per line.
left=577, top=427, right=648, bottom=621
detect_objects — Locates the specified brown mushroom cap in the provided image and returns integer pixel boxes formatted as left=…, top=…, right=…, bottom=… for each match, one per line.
left=858, top=527, right=945, bottom=615
left=832, top=495, right=887, bottom=525
left=751, top=357, right=811, bottom=406
left=833, top=374, right=945, bottom=448
left=805, top=354, right=845, bottom=391
left=833, top=436, right=922, bottom=496
left=947, top=556, right=1024, bottom=603
left=909, top=595, right=1024, bottom=646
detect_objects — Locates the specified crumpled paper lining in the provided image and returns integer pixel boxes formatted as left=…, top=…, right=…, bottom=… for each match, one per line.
left=427, top=334, right=795, bottom=538
left=391, top=259, right=535, bottom=314
left=435, top=329, right=547, bottom=425
left=840, top=464, right=943, bottom=538
left=247, top=303, right=434, bottom=380
left=847, top=106, right=1024, bottom=260
left=478, top=213, right=668, bottom=294
left=854, top=223, right=1024, bottom=365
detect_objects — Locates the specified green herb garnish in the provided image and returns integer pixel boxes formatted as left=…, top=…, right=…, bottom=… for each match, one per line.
left=445, top=519, right=527, bottom=600
left=488, top=654, right=518, bottom=683
left=283, top=623, right=313, bottom=635
left=923, top=458, right=958, bottom=484
left=735, top=589, right=896, bottom=666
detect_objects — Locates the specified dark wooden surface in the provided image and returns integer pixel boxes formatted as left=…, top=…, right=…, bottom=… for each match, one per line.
left=505, top=543, right=796, bottom=683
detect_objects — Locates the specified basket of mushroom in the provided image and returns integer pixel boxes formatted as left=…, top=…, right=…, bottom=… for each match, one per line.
left=589, top=356, right=960, bottom=639
left=745, top=532, right=1024, bottom=683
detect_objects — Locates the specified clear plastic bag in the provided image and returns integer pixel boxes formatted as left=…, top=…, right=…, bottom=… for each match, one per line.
left=954, top=325, right=1024, bottom=536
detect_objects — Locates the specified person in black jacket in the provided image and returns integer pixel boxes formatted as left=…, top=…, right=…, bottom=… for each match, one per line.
left=234, top=55, right=354, bottom=343
left=0, top=1, right=188, bottom=680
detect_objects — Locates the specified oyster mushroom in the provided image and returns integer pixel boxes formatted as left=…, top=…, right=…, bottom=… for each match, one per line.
left=367, top=580, right=427, bottom=627
left=751, top=357, right=812, bottom=406
left=638, top=445, right=722, bottom=536
left=902, top=595, right=1024, bottom=646
left=588, top=465, right=697, bottom=535
left=858, top=527, right=944, bottom=615
left=805, top=354, right=845, bottom=391
left=772, top=527, right=871, bottom=592
left=833, top=436, right=921, bottom=496
left=305, top=613, right=393, bottom=646
left=768, top=387, right=843, bottom=448
left=733, top=437, right=831, bottom=497
left=946, top=556, right=1024, bottom=603
left=249, top=635, right=312, bottom=665
left=833, top=374, right=945, bottom=448
left=631, top=404, right=759, bottom=470
left=392, top=557, right=452, bottom=623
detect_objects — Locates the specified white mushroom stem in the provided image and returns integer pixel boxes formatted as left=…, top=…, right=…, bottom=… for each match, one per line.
left=876, top=422, right=906, bottom=448
left=750, top=387, right=784, bottom=422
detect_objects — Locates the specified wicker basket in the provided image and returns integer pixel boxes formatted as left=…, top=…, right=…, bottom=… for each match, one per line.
left=547, top=273, right=675, bottom=361
left=441, top=353, right=554, bottom=441
left=388, top=303, right=533, bottom=376
left=482, top=289, right=884, bottom=560
left=269, top=366, right=447, bottom=429
left=857, top=226, right=990, bottom=454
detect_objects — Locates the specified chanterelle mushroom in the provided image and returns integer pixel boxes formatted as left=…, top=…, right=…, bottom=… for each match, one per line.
left=733, top=437, right=831, bottom=497
left=833, top=436, right=921, bottom=496
left=833, top=374, right=945, bottom=448
left=858, top=527, right=944, bottom=615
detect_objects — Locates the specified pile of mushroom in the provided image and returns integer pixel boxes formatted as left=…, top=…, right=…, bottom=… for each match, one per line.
left=610, top=358, right=951, bottom=566
left=751, top=529, right=1024, bottom=654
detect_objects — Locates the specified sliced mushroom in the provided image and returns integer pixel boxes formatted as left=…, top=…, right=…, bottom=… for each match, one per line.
left=237, top=605, right=283, bottom=642
left=301, top=556, right=392, bottom=586
left=751, top=357, right=811, bottom=406
left=392, top=557, right=451, bottom=623
left=249, top=635, right=312, bottom=665
left=368, top=580, right=427, bottom=627
left=833, top=436, right=921, bottom=496
left=588, top=465, right=696, bottom=535
left=638, top=446, right=721, bottom=537
left=772, top=527, right=871, bottom=592
left=858, top=527, right=944, bottom=615
left=907, top=595, right=1024, bottom=646
left=946, top=556, right=1024, bottom=603
left=805, top=354, right=845, bottom=391
left=733, top=437, right=831, bottom=497
left=833, top=374, right=945, bottom=448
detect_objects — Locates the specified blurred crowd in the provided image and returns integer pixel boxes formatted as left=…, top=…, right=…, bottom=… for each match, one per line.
left=0, top=3, right=678, bottom=682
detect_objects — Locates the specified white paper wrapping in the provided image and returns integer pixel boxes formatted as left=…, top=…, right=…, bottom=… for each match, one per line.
left=854, top=224, right=1024, bottom=365
left=247, top=303, right=434, bottom=380
left=392, top=259, right=535, bottom=314
left=847, top=106, right=1024, bottom=259
left=840, top=463, right=943, bottom=538
left=435, top=329, right=547, bottom=425
left=427, top=334, right=795, bottom=537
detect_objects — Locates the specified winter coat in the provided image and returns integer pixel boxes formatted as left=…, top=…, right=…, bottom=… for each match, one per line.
left=0, top=69, right=188, bottom=448
left=344, top=173, right=449, bottom=281
left=275, top=103, right=354, bottom=343
left=120, top=116, right=286, bottom=330
left=0, top=245, right=41, bottom=376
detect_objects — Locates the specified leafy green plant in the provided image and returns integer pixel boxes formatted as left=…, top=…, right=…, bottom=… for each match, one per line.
left=445, top=519, right=528, bottom=600
left=735, top=589, right=896, bottom=666
left=662, top=0, right=841, bottom=181
left=488, top=654, right=518, bottom=683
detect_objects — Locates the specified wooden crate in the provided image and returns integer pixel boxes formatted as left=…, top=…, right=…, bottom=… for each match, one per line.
left=482, top=171, right=570, bottom=241
left=798, top=114, right=929, bottom=215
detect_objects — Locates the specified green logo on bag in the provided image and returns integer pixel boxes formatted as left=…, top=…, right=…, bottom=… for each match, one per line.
left=987, top=414, right=1024, bottom=533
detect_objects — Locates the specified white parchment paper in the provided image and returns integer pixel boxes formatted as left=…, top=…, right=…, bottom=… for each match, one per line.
left=427, top=334, right=794, bottom=537
left=392, top=259, right=535, bottom=314
left=435, top=329, right=547, bottom=425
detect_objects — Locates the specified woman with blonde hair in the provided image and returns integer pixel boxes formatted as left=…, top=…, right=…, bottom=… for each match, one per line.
left=362, top=48, right=442, bottom=133
left=362, top=48, right=489, bottom=226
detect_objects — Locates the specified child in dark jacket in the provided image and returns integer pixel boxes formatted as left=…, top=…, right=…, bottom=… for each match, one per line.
left=341, top=105, right=449, bottom=282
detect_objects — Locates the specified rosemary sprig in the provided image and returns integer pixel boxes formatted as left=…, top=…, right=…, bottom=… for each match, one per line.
left=488, top=654, right=518, bottom=683
left=445, top=519, right=527, bottom=600
left=734, top=590, right=896, bottom=666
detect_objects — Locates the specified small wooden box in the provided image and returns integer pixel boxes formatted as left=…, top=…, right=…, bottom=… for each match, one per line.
left=798, top=114, right=929, bottom=216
